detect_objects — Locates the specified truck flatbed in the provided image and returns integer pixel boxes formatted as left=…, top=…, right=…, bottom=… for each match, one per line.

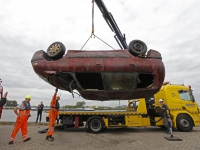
left=59, top=111, right=146, bottom=116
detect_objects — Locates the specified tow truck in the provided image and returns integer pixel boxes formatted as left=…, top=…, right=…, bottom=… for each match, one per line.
left=55, top=83, right=200, bottom=133
left=0, top=79, right=8, bottom=119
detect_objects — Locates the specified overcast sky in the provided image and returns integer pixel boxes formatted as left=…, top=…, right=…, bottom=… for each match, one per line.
left=0, top=0, right=200, bottom=107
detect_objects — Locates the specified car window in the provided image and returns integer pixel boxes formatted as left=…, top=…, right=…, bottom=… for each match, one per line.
left=75, top=73, right=104, bottom=90
left=102, top=73, right=138, bottom=90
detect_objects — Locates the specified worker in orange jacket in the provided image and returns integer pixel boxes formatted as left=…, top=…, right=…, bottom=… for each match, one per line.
left=9, top=95, right=32, bottom=144
left=46, top=88, right=60, bottom=141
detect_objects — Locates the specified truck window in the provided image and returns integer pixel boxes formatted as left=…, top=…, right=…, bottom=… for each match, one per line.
left=179, top=90, right=192, bottom=101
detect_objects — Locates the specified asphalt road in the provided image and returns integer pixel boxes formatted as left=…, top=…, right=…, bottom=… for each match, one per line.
left=1, top=124, right=200, bottom=150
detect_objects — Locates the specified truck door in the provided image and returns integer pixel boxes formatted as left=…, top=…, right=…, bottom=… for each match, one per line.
left=179, top=90, right=199, bottom=112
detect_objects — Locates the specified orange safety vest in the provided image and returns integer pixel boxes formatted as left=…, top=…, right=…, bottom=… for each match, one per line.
left=19, top=101, right=31, bottom=116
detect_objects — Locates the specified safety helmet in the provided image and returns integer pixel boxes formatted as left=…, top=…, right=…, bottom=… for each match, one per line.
left=25, top=95, right=31, bottom=99
left=159, top=99, right=163, bottom=102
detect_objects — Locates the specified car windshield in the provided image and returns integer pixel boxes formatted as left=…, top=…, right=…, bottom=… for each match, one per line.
left=102, top=73, right=138, bottom=90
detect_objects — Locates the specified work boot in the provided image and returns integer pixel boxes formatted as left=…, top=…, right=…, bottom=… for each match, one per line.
left=46, top=136, right=54, bottom=141
left=8, top=141, right=13, bottom=144
left=23, top=137, right=31, bottom=142
left=171, top=135, right=173, bottom=138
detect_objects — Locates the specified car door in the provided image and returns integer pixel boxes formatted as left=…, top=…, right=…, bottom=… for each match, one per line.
left=68, top=51, right=106, bottom=99
left=68, top=51, right=104, bottom=72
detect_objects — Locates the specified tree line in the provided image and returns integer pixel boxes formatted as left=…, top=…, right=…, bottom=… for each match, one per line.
left=5, top=100, right=86, bottom=108
left=64, top=101, right=86, bottom=108
left=5, top=100, right=18, bottom=107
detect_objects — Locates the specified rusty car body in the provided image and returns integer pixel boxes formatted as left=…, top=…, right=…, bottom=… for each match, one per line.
left=31, top=47, right=165, bottom=101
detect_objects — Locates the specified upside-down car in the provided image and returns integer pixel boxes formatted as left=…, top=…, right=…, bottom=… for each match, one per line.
left=31, top=40, right=165, bottom=101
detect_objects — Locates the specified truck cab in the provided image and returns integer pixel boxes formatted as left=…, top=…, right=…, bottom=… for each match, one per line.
left=152, top=82, right=200, bottom=131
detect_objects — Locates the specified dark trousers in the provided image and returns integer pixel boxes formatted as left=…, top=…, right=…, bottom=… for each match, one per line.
left=164, top=116, right=169, bottom=131
left=36, top=111, right=42, bottom=122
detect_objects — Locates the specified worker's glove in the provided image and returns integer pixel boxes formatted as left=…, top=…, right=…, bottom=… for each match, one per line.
left=55, top=88, right=58, bottom=93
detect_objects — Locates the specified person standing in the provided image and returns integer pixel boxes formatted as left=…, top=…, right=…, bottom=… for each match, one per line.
left=9, top=95, right=32, bottom=144
left=159, top=99, right=170, bottom=133
left=46, top=88, right=60, bottom=141
left=35, top=101, right=44, bottom=123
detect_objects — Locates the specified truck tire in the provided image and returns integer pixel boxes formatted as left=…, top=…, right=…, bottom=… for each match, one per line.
left=176, top=114, right=193, bottom=132
left=47, top=42, right=66, bottom=60
left=87, top=116, right=104, bottom=133
left=128, top=40, right=147, bottom=56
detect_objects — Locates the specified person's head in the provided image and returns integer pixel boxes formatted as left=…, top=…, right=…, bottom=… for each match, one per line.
left=25, top=95, right=31, bottom=103
left=159, top=99, right=164, bottom=105
left=41, top=101, right=43, bottom=104
left=56, top=96, right=60, bottom=101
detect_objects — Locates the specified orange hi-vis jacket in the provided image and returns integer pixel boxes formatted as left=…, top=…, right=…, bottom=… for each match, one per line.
left=9, top=101, right=31, bottom=142
left=47, top=93, right=59, bottom=136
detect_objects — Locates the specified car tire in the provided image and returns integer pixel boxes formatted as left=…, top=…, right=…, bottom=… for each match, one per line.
left=128, top=40, right=147, bottom=56
left=47, top=42, right=66, bottom=60
left=176, top=114, right=193, bottom=132
left=87, top=116, right=104, bottom=133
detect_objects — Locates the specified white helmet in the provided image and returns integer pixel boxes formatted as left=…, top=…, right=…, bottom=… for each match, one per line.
left=159, top=99, right=164, bottom=102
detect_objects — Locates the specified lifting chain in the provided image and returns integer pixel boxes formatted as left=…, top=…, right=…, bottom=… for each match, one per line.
left=80, top=0, right=115, bottom=50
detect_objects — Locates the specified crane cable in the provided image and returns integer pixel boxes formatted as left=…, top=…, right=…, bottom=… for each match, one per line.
left=80, top=0, right=115, bottom=50
left=92, top=0, right=95, bottom=35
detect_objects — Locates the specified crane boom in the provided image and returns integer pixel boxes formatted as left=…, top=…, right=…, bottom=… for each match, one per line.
left=94, top=0, right=128, bottom=49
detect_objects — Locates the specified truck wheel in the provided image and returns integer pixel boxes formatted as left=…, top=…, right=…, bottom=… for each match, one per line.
left=176, top=114, right=193, bottom=132
left=87, top=116, right=104, bottom=133
left=128, top=40, right=147, bottom=56
left=47, top=42, right=66, bottom=60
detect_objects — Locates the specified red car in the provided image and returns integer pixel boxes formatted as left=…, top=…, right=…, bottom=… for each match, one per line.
left=31, top=40, right=165, bottom=100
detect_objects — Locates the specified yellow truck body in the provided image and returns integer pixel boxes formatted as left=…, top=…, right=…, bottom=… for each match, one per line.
left=58, top=83, right=200, bottom=133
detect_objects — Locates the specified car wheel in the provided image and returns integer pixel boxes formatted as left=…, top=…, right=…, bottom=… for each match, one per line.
left=88, top=116, right=104, bottom=133
left=47, top=42, right=66, bottom=60
left=176, top=114, right=193, bottom=132
left=128, top=40, right=147, bottom=56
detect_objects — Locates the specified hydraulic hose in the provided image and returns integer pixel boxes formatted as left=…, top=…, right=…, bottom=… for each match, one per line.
left=149, top=115, right=164, bottom=123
